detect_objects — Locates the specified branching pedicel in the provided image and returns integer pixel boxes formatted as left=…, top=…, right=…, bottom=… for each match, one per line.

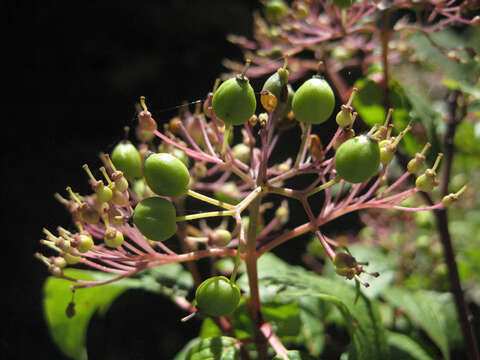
left=36, top=61, right=467, bottom=355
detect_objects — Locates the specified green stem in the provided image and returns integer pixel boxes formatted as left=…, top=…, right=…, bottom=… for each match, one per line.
left=176, top=210, right=235, bottom=222
left=306, top=176, right=341, bottom=197
left=221, top=125, right=232, bottom=156
left=294, top=123, right=308, bottom=168
left=186, top=189, right=236, bottom=210
left=236, top=186, right=263, bottom=213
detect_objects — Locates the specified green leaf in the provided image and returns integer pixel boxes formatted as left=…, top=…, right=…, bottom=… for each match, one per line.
left=228, top=299, right=302, bottom=343
left=174, top=338, right=204, bottom=360
left=347, top=244, right=397, bottom=298
left=44, top=264, right=193, bottom=359
left=184, top=336, right=241, bottom=360
left=43, top=269, right=129, bottom=360
left=382, top=288, right=457, bottom=359
left=353, top=78, right=411, bottom=128
left=298, top=297, right=325, bottom=356
left=246, top=253, right=389, bottom=360
left=387, top=332, right=433, bottom=360
left=200, top=318, right=223, bottom=339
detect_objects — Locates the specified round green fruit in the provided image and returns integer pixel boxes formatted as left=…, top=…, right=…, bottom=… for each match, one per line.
left=292, top=76, right=335, bottom=124
left=144, top=153, right=190, bottom=198
left=212, top=76, right=256, bottom=126
left=111, top=141, right=143, bottom=179
left=195, top=276, right=241, bottom=317
left=264, top=0, right=288, bottom=22
left=262, top=69, right=294, bottom=118
left=133, top=197, right=177, bottom=242
left=334, top=135, right=380, bottom=183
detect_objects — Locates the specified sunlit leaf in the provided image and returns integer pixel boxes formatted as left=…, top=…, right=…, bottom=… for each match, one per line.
left=387, top=332, right=433, bottom=360
left=183, top=336, right=241, bottom=360
left=382, top=288, right=459, bottom=359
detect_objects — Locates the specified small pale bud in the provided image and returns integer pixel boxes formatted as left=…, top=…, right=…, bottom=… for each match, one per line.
left=208, top=229, right=232, bottom=247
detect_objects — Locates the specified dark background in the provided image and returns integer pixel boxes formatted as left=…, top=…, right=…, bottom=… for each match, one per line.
left=2, top=1, right=266, bottom=359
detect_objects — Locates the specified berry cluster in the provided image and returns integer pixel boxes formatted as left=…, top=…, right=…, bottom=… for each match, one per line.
left=36, top=60, right=465, bottom=321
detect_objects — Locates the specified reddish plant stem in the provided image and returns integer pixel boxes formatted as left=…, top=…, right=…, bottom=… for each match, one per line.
left=260, top=322, right=288, bottom=359
left=380, top=10, right=392, bottom=111
left=245, top=197, right=267, bottom=359
left=434, top=91, right=479, bottom=360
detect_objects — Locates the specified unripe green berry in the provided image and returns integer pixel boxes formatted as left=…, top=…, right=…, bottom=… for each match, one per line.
left=63, top=252, right=81, bottom=265
left=208, top=229, right=232, bottom=247
left=144, top=153, right=190, bottom=198
left=111, top=141, right=143, bottom=180
left=264, top=0, right=288, bottom=22
left=334, top=135, right=380, bottom=183
left=104, top=228, right=124, bottom=248
left=335, top=107, right=353, bottom=127
left=262, top=70, right=294, bottom=118
left=231, top=143, right=251, bottom=164
left=333, top=252, right=357, bottom=268
left=133, top=197, right=177, bottom=242
left=195, top=276, right=241, bottom=317
left=379, top=139, right=395, bottom=165
left=416, top=172, right=436, bottom=192
left=408, top=153, right=425, bottom=174
left=52, top=256, right=68, bottom=269
left=212, top=76, right=257, bottom=126
left=292, top=76, right=335, bottom=125
left=334, top=266, right=356, bottom=279
left=76, top=234, right=94, bottom=253
left=113, top=175, right=129, bottom=193
left=95, top=184, right=113, bottom=203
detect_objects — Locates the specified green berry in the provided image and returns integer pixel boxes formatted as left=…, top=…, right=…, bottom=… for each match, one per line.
left=334, top=135, right=380, bottom=183
left=212, top=76, right=257, bottom=126
left=111, top=141, right=143, bottom=179
left=415, top=172, right=435, bottom=192
left=76, top=234, right=94, bottom=253
left=264, top=0, right=288, bottom=22
left=335, top=107, right=352, bottom=127
left=63, top=252, right=81, bottom=265
left=195, top=276, right=241, bottom=317
left=95, top=184, right=113, bottom=203
left=292, top=76, right=335, bottom=125
left=208, top=229, right=232, bottom=247
left=144, top=153, right=190, bottom=198
left=231, top=143, right=251, bottom=164
left=262, top=69, right=294, bottom=118
left=104, top=228, right=124, bottom=248
left=379, top=139, right=395, bottom=165
left=333, top=252, right=357, bottom=268
left=408, top=153, right=425, bottom=174
left=133, top=197, right=177, bottom=242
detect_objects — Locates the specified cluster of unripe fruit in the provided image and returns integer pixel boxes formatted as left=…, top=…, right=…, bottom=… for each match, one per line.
left=40, top=60, right=450, bottom=318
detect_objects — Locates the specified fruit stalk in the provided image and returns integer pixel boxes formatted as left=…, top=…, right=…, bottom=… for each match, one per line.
left=245, top=196, right=267, bottom=359
left=434, top=91, right=479, bottom=360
